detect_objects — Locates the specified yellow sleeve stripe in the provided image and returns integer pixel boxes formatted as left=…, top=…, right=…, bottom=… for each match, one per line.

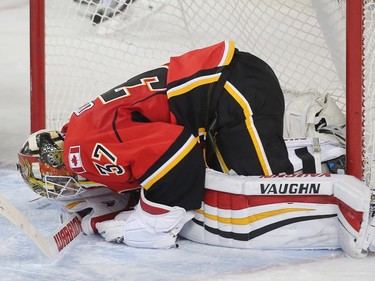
left=223, top=81, right=273, bottom=176
left=195, top=207, right=314, bottom=225
left=219, top=40, right=235, bottom=67
left=141, top=135, right=198, bottom=189
left=167, top=73, right=221, bottom=99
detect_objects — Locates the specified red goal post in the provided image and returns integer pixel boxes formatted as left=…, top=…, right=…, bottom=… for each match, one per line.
left=345, top=0, right=363, bottom=181
left=30, top=0, right=45, bottom=134
left=29, top=0, right=367, bottom=184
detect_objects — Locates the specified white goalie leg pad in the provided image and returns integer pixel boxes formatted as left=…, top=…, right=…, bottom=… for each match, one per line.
left=180, top=170, right=340, bottom=250
left=123, top=189, right=194, bottom=248
left=180, top=169, right=373, bottom=257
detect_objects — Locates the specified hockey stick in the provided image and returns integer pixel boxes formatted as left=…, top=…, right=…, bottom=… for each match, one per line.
left=0, top=194, right=83, bottom=259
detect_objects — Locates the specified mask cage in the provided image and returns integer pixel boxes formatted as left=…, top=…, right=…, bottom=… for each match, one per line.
left=44, top=175, right=85, bottom=199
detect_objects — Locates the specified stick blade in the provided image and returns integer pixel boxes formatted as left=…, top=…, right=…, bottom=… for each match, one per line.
left=0, top=193, right=83, bottom=258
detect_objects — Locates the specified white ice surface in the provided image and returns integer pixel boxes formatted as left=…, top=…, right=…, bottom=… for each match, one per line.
left=1, top=2, right=375, bottom=281
left=1, top=166, right=375, bottom=281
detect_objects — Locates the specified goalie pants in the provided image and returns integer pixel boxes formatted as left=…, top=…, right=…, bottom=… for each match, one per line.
left=205, top=50, right=293, bottom=176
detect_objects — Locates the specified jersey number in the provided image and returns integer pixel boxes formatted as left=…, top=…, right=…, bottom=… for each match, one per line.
left=99, top=67, right=167, bottom=104
left=92, top=144, right=125, bottom=176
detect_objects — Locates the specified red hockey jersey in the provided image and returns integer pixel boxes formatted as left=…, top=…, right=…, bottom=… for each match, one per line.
left=62, top=41, right=236, bottom=209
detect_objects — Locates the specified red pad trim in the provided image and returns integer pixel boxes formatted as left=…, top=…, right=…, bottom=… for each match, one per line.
left=337, top=199, right=363, bottom=232
left=140, top=192, right=170, bottom=215
left=204, top=189, right=337, bottom=209
left=203, top=189, right=363, bottom=232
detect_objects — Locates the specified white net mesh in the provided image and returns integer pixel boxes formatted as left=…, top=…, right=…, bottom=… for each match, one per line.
left=40, top=0, right=375, bottom=188
left=44, top=0, right=346, bottom=128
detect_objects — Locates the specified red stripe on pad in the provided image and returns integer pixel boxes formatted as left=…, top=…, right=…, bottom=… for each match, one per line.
left=203, top=189, right=364, bottom=232
left=204, top=189, right=337, bottom=210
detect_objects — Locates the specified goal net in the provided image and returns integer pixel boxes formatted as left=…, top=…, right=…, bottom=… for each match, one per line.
left=30, top=0, right=374, bottom=188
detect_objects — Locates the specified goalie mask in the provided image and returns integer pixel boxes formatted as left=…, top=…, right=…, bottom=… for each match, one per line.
left=17, top=129, right=105, bottom=199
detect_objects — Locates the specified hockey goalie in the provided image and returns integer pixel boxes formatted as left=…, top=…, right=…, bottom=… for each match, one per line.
left=15, top=41, right=375, bottom=258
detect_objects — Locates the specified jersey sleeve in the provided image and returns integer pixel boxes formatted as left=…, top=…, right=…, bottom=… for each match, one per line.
left=136, top=126, right=206, bottom=210
left=113, top=118, right=206, bottom=210
left=63, top=103, right=205, bottom=210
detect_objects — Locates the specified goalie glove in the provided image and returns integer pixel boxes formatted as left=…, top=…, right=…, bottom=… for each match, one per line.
left=96, top=211, right=133, bottom=243
left=96, top=189, right=194, bottom=248
left=55, top=187, right=139, bottom=235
